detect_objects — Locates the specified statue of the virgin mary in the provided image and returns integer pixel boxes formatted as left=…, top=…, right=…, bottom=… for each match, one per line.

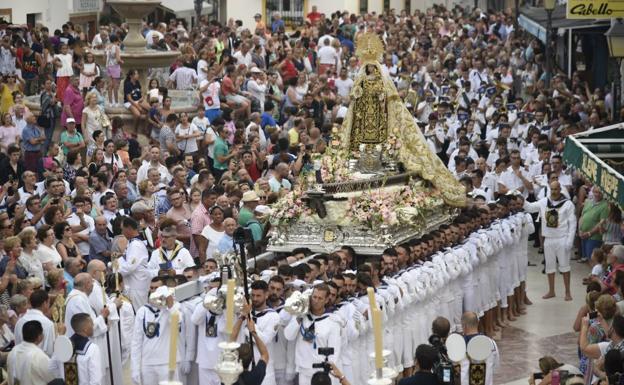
left=340, top=33, right=466, bottom=207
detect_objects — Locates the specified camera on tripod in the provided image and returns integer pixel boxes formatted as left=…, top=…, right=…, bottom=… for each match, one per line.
left=233, top=226, right=254, bottom=244
left=312, top=347, right=335, bottom=374
left=429, top=334, right=454, bottom=385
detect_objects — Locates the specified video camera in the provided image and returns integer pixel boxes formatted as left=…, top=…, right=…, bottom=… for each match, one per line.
left=312, top=347, right=335, bottom=374
left=233, top=226, right=254, bottom=244
left=429, top=335, right=455, bottom=385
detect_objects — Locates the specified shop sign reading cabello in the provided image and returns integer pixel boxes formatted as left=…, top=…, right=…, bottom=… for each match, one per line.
left=567, top=0, right=624, bottom=19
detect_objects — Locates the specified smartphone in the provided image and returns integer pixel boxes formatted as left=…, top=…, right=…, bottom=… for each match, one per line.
left=533, top=373, right=544, bottom=380
left=589, top=311, right=598, bottom=319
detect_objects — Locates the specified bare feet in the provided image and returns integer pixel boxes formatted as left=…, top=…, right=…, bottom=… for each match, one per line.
left=565, top=294, right=573, bottom=301
left=493, top=325, right=501, bottom=332
left=518, top=307, right=527, bottom=315
left=495, top=321, right=506, bottom=329
left=542, top=292, right=556, bottom=299
left=524, top=297, right=533, bottom=305
left=508, top=315, right=517, bottom=322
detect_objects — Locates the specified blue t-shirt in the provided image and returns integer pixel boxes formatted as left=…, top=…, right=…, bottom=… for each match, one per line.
left=124, top=79, right=142, bottom=102
left=260, top=112, right=276, bottom=131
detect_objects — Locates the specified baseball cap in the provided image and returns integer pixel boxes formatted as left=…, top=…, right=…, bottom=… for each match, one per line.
left=66, top=117, right=76, bottom=124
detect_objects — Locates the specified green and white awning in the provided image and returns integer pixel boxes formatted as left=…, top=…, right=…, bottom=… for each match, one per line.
left=563, top=124, right=624, bottom=208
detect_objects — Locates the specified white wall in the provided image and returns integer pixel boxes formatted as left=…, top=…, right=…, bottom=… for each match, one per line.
left=226, top=0, right=262, bottom=31
left=0, top=0, right=72, bottom=29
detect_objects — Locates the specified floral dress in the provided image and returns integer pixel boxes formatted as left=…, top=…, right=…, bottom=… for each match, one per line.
left=580, top=319, right=608, bottom=380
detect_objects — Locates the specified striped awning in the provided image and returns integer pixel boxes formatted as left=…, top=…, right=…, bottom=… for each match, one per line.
left=563, top=125, right=624, bottom=208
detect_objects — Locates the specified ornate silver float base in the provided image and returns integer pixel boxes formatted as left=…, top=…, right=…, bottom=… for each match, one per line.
left=268, top=209, right=458, bottom=255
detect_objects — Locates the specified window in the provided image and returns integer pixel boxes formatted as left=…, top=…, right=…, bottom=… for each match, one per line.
left=404, top=0, right=411, bottom=14
left=359, top=0, right=368, bottom=14
left=266, top=0, right=304, bottom=30
left=26, top=13, right=42, bottom=28
left=383, top=0, right=390, bottom=13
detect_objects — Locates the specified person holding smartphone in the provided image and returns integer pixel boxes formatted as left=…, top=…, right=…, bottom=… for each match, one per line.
left=528, top=356, right=582, bottom=385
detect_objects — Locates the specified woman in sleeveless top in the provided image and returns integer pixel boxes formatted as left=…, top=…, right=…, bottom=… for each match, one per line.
left=54, top=221, right=83, bottom=264
left=600, top=203, right=623, bottom=245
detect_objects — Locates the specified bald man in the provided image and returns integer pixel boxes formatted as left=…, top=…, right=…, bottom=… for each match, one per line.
left=217, top=217, right=239, bottom=254
left=460, top=312, right=499, bottom=385
left=65, top=273, right=109, bottom=343
left=87, top=260, right=124, bottom=385
left=89, top=216, right=113, bottom=262
left=523, top=181, right=576, bottom=301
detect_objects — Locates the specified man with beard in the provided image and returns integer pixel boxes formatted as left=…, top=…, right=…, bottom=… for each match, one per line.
left=268, top=276, right=295, bottom=385
left=329, top=278, right=361, bottom=385
left=244, top=280, right=280, bottom=385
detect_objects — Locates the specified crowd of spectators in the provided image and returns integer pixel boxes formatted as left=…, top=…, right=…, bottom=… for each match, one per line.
left=0, top=2, right=621, bottom=384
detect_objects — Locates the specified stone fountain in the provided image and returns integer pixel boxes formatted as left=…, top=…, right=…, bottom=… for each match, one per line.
left=91, top=0, right=197, bottom=119
left=25, top=0, right=197, bottom=130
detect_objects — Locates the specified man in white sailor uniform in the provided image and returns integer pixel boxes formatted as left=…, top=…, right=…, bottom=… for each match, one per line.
left=179, top=271, right=203, bottom=385
left=118, top=216, right=154, bottom=309
left=331, top=280, right=361, bottom=385
left=131, top=285, right=186, bottom=385
left=460, top=312, right=499, bottom=385
left=246, top=280, right=280, bottom=385
left=284, top=283, right=343, bottom=385
left=68, top=313, right=103, bottom=385
left=64, top=273, right=109, bottom=369
left=148, top=219, right=195, bottom=275
left=523, top=181, right=576, bottom=301
left=191, top=279, right=244, bottom=385
left=15, top=289, right=57, bottom=357
left=267, top=276, right=296, bottom=385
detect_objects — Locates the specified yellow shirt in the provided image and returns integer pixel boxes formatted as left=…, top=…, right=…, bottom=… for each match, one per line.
left=288, top=127, right=299, bottom=147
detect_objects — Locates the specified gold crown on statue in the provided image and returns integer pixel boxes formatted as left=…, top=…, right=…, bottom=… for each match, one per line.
left=355, top=32, right=384, bottom=63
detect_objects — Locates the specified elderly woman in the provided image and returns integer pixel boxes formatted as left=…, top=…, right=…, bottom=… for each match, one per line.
left=35, top=224, right=62, bottom=270
left=18, top=228, right=45, bottom=282
left=583, top=294, right=617, bottom=380
left=82, top=91, right=107, bottom=147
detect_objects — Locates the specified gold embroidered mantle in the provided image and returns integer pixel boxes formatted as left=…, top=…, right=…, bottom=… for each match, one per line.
left=340, top=33, right=466, bottom=207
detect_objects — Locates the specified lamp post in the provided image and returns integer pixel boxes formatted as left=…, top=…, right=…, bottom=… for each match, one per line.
left=606, top=19, right=624, bottom=122
left=544, top=0, right=555, bottom=89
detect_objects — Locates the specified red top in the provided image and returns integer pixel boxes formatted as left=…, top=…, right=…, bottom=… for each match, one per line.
left=221, top=76, right=236, bottom=96
left=307, top=12, right=322, bottom=24
left=246, top=162, right=261, bottom=182
left=281, top=59, right=298, bottom=81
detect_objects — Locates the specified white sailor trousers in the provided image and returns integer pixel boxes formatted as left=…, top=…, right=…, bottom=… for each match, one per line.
left=141, top=364, right=178, bottom=385
left=544, top=237, right=571, bottom=274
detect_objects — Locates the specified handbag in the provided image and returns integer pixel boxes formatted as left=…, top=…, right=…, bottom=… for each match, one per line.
left=98, top=107, right=111, bottom=129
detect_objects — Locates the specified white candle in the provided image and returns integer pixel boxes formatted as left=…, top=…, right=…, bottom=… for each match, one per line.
left=168, top=310, right=179, bottom=372
left=367, top=287, right=377, bottom=310
left=372, top=308, right=384, bottom=369
left=225, top=279, right=236, bottom=334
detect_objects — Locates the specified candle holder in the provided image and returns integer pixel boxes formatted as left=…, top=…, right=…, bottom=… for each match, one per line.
left=216, top=340, right=243, bottom=385
left=368, top=350, right=398, bottom=385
